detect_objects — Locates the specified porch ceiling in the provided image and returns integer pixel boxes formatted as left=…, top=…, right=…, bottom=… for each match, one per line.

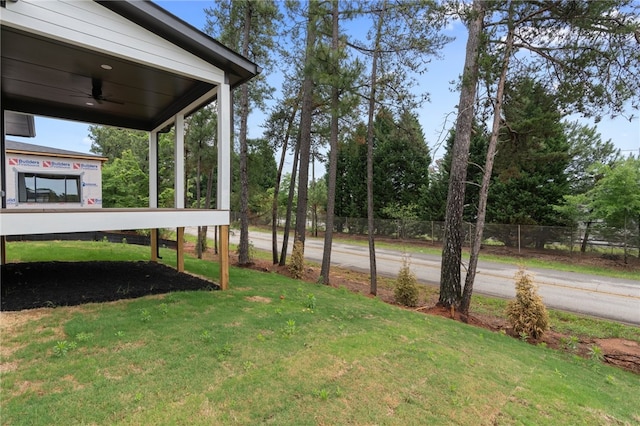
left=0, top=0, right=259, bottom=132
left=2, top=26, right=209, bottom=131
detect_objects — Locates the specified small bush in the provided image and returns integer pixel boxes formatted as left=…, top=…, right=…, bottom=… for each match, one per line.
left=305, top=293, right=317, bottom=310
left=52, top=340, right=77, bottom=357
left=289, top=241, right=305, bottom=279
left=506, top=267, right=549, bottom=340
left=394, top=258, right=419, bottom=307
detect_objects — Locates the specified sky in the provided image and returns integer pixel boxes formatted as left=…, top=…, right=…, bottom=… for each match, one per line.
left=9, top=0, right=640, bottom=165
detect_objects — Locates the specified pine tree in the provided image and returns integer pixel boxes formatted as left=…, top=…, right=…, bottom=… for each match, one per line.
left=441, top=0, right=640, bottom=312
left=205, top=0, right=281, bottom=265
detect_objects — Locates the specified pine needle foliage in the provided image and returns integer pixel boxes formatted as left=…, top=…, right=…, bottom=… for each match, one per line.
left=394, top=258, right=420, bottom=307
left=506, top=267, right=549, bottom=340
left=289, top=241, right=305, bottom=280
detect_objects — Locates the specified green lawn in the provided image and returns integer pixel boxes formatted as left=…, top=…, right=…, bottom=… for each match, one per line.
left=1, top=241, right=639, bottom=425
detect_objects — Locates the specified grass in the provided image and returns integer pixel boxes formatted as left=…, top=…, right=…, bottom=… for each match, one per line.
left=2, top=241, right=640, bottom=425
left=237, top=236, right=640, bottom=343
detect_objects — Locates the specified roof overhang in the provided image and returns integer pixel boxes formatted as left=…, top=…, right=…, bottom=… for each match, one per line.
left=5, top=139, right=108, bottom=162
left=0, top=0, right=259, bottom=132
left=4, top=111, right=35, bottom=137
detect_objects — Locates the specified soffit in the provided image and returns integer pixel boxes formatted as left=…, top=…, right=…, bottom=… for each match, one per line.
left=0, top=0, right=259, bottom=132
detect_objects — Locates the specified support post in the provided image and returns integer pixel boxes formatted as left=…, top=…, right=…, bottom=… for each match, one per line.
left=174, top=114, right=185, bottom=209
left=217, top=83, right=231, bottom=210
left=1, top=106, right=6, bottom=210
left=177, top=227, right=185, bottom=272
left=1, top=108, right=6, bottom=266
left=149, top=130, right=158, bottom=262
left=150, top=230, right=158, bottom=262
left=1, top=236, right=6, bottom=266
left=1, top=107, right=6, bottom=266
left=174, top=115, right=185, bottom=273
left=219, top=225, right=229, bottom=290
left=217, top=79, right=231, bottom=289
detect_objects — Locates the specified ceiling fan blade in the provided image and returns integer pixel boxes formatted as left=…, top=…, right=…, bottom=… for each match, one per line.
left=102, top=98, right=124, bottom=105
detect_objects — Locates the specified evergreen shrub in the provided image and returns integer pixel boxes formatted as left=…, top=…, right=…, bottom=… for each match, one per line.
left=394, top=259, right=419, bottom=307
left=506, top=267, right=550, bottom=340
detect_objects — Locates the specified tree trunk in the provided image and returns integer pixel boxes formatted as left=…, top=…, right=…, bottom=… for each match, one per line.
left=311, top=158, right=317, bottom=238
left=365, top=0, right=387, bottom=296
left=580, top=221, right=592, bottom=253
left=320, top=0, right=340, bottom=285
left=279, top=138, right=301, bottom=266
left=313, top=202, right=318, bottom=237
left=461, top=9, right=511, bottom=315
left=237, top=6, right=253, bottom=265
left=623, top=214, right=628, bottom=264
left=439, top=0, right=485, bottom=309
left=293, top=2, right=318, bottom=258
left=272, top=103, right=298, bottom=264
left=214, top=226, right=218, bottom=255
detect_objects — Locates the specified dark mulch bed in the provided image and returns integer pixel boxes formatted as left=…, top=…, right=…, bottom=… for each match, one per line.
left=1, top=261, right=219, bottom=311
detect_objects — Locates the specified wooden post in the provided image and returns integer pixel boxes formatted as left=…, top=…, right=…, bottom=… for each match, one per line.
left=219, top=225, right=229, bottom=290
left=0, top=236, right=6, bottom=266
left=177, top=227, right=185, bottom=272
left=150, top=229, right=158, bottom=262
left=518, top=224, right=521, bottom=254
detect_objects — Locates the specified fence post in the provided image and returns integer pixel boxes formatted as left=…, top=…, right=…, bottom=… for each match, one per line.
left=569, top=226, right=574, bottom=256
left=432, top=221, right=434, bottom=246
left=518, top=225, right=521, bottom=254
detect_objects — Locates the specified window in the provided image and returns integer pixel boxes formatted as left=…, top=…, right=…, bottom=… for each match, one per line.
left=18, top=173, right=81, bottom=203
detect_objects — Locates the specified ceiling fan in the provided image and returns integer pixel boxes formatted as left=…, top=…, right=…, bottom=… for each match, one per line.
left=71, top=78, right=124, bottom=105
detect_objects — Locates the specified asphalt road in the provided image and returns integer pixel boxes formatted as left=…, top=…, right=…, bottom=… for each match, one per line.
left=209, top=228, right=640, bottom=325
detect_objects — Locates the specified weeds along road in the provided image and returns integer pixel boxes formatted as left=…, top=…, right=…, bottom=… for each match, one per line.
left=194, top=228, right=640, bottom=325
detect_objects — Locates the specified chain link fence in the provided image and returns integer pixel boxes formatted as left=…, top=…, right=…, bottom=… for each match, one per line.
left=338, top=217, right=639, bottom=258
left=240, top=212, right=639, bottom=258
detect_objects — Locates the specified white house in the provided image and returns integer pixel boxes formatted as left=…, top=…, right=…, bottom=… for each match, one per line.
left=0, top=0, right=260, bottom=289
left=4, top=140, right=107, bottom=209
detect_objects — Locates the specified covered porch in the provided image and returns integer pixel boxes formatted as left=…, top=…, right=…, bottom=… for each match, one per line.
left=0, top=0, right=260, bottom=288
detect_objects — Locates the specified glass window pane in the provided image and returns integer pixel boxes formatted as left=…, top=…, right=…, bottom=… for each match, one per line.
left=35, top=175, right=66, bottom=203
left=17, top=173, right=82, bottom=203
left=18, top=173, right=36, bottom=202
left=65, top=176, right=80, bottom=202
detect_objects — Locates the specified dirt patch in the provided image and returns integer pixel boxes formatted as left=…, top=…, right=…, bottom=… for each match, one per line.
left=245, top=296, right=272, bottom=303
left=596, top=338, right=640, bottom=373
left=0, top=308, right=52, bottom=330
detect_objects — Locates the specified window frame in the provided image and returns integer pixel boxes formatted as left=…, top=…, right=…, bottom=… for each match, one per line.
left=16, top=171, right=83, bottom=205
